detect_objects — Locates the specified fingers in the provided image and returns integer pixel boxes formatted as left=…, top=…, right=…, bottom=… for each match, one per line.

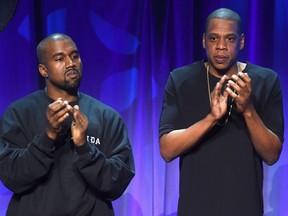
left=73, top=105, right=79, bottom=110
left=212, top=75, right=229, bottom=98
left=209, top=75, right=230, bottom=121
left=238, top=72, right=251, bottom=83
left=48, top=98, right=72, bottom=121
left=46, top=98, right=89, bottom=142
left=70, top=105, right=88, bottom=126
left=70, top=105, right=88, bottom=147
left=225, top=72, right=253, bottom=113
left=230, top=72, right=251, bottom=87
left=226, top=72, right=251, bottom=97
left=47, top=98, right=88, bottom=127
left=46, top=98, right=73, bottom=134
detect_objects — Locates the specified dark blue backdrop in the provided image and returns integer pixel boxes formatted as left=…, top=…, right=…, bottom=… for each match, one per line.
left=0, top=1, right=287, bottom=215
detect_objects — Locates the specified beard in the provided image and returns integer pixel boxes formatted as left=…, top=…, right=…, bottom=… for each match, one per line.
left=63, top=69, right=82, bottom=94
left=64, top=77, right=81, bottom=94
left=48, top=70, right=82, bottom=95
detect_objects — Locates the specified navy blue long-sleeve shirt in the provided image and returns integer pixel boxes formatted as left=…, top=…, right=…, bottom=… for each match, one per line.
left=0, top=90, right=135, bottom=216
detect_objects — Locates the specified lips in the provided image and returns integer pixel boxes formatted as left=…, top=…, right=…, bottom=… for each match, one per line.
left=214, top=55, right=228, bottom=64
left=65, top=70, right=79, bottom=79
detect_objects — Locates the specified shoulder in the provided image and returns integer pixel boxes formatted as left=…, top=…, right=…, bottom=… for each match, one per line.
left=171, top=61, right=204, bottom=77
left=168, top=61, right=205, bottom=86
left=1, top=90, right=46, bottom=127
left=245, top=63, right=282, bottom=92
left=4, top=90, right=45, bottom=112
left=78, top=92, right=122, bottom=118
left=78, top=93, right=126, bottom=132
left=245, top=62, right=278, bottom=79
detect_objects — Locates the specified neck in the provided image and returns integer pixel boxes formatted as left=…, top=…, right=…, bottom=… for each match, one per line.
left=205, top=61, right=243, bottom=78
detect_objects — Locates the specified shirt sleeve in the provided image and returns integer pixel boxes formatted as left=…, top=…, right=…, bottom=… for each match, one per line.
left=73, top=112, right=135, bottom=201
left=159, top=74, right=181, bottom=138
left=0, top=106, right=55, bottom=194
left=260, top=74, right=284, bottom=143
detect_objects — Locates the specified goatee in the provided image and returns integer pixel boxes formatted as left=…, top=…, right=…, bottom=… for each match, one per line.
left=64, top=79, right=81, bottom=95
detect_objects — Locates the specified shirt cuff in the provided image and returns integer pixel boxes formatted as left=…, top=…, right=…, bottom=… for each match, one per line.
left=74, top=142, right=91, bottom=154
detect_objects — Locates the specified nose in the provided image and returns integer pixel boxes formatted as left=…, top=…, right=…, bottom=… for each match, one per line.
left=65, top=56, right=76, bottom=68
left=216, top=38, right=227, bottom=50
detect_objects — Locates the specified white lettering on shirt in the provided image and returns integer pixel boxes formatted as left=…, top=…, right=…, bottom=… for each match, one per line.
left=86, top=135, right=101, bottom=145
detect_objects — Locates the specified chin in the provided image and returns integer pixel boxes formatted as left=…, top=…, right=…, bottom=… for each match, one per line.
left=215, top=63, right=231, bottom=70
left=65, top=84, right=80, bottom=94
left=66, top=79, right=81, bottom=89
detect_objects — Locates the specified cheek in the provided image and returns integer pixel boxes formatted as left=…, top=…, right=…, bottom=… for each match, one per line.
left=228, top=45, right=240, bottom=55
left=205, top=46, right=215, bottom=55
left=205, top=42, right=217, bottom=50
left=77, top=63, right=83, bottom=73
left=47, top=66, right=65, bottom=78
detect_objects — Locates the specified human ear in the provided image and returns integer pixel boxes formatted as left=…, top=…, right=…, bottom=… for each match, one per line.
left=240, top=33, right=245, bottom=50
left=38, top=64, right=48, bottom=78
left=202, top=33, right=206, bottom=49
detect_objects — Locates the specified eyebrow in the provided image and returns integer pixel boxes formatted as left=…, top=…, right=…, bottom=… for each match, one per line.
left=51, top=50, right=79, bottom=58
left=207, top=32, right=238, bottom=37
left=52, top=52, right=64, bottom=58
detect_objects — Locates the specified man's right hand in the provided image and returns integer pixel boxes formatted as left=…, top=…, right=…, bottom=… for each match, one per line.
left=210, top=75, right=229, bottom=122
left=46, top=98, right=72, bottom=140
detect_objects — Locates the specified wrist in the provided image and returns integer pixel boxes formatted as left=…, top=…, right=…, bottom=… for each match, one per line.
left=72, top=137, right=86, bottom=147
left=242, top=104, right=255, bottom=118
left=206, top=113, right=219, bottom=126
left=46, top=128, right=58, bottom=140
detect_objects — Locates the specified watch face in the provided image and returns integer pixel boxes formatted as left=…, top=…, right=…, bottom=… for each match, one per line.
left=0, top=0, right=18, bottom=32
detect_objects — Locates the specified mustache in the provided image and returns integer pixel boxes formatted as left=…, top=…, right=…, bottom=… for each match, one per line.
left=65, top=68, right=80, bottom=76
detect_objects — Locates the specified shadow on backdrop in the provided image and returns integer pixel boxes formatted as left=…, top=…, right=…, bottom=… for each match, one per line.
left=264, top=164, right=288, bottom=216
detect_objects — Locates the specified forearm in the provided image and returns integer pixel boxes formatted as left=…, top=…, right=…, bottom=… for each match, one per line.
left=0, top=133, right=55, bottom=193
left=244, top=106, right=282, bottom=165
left=160, top=113, right=217, bottom=162
left=74, top=142, right=135, bottom=200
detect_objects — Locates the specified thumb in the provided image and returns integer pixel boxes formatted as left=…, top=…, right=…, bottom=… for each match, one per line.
left=73, top=105, right=80, bottom=110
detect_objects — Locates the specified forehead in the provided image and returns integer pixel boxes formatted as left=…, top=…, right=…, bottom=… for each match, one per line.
left=207, top=18, right=238, bottom=35
left=45, top=39, right=78, bottom=56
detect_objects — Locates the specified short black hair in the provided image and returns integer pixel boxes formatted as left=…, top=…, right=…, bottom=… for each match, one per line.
left=36, top=33, right=73, bottom=64
left=205, top=8, right=242, bottom=35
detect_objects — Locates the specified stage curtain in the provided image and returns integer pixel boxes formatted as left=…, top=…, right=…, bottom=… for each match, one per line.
left=0, top=0, right=287, bottom=215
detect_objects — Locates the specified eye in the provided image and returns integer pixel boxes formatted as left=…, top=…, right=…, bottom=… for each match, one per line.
left=209, top=36, right=217, bottom=42
left=55, top=57, right=64, bottom=62
left=73, top=54, right=79, bottom=59
left=71, top=53, right=80, bottom=60
left=227, top=37, right=236, bottom=42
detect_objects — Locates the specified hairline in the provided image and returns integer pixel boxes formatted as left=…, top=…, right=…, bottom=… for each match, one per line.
left=205, top=8, right=242, bottom=35
left=36, top=33, right=74, bottom=64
